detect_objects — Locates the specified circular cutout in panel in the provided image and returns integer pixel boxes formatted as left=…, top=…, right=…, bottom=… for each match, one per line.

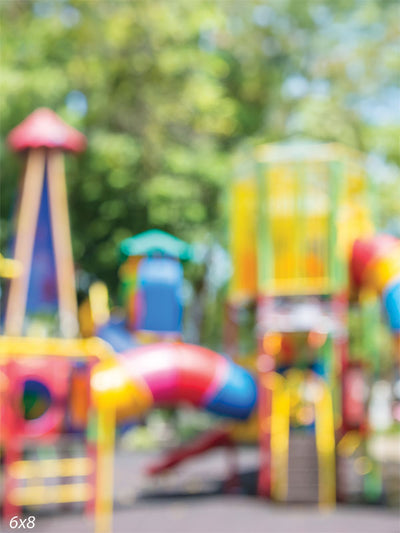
left=21, top=379, right=52, bottom=420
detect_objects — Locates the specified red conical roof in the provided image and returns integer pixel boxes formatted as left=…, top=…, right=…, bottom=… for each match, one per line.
left=7, top=108, right=87, bottom=152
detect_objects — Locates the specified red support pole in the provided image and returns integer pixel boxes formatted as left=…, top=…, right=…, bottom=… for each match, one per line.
left=3, top=362, right=23, bottom=521
left=85, top=361, right=97, bottom=516
left=257, top=375, right=273, bottom=498
left=332, top=291, right=350, bottom=433
left=256, top=294, right=276, bottom=498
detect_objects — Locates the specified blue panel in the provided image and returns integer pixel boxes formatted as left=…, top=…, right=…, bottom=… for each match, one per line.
left=383, top=278, right=400, bottom=331
left=204, top=363, right=257, bottom=420
left=136, top=257, right=183, bottom=334
left=97, top=320, right=138, bottom=353
left=26, top=164, right=58, bottom=314
left=310, top=359, right=327, bottom=378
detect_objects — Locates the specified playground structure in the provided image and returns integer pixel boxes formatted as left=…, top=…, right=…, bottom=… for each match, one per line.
left=227, top=141, right=400, bottom=504
left=91, top=229, right=194, bottom=349
left=0, top=110, right=257, bottom=533
left=1, top=111, right=399, bottom=533
left=0, top=110, right=116, bottom=532
left=4, top=108, right=86, bottom=338
left=0, top=336, right=113, bottom=527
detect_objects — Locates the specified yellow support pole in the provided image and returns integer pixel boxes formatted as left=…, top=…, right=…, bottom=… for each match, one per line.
left=89, top=282, right=111, bottom=329
left=95, top=408, right=116, bottom=533
left=270, top=373, right=290, bottom=502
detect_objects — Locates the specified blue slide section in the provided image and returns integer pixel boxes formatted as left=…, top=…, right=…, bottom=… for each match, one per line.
left=97, top=320, right=138, bottom=353
left=205, top=363, right=257, bottom=420
left=383, top=278, right=400, bottom=332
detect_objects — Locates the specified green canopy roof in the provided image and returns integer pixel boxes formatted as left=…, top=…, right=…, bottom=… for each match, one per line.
left=119, top=230, right=193, bottom=261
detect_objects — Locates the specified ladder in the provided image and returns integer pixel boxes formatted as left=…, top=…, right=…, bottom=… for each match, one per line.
left=258, top=371, right=336, bottom=506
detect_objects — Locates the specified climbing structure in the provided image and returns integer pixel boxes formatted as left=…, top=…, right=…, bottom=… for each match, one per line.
left=119, top=229, right=193, bottom=338
left=0, top=110, right=114, bottom=533
left=227, top=140, right=399, bottom=505
left=4, top=108, right=86, bottom=337
left=83, top=229, right=194, bottom=351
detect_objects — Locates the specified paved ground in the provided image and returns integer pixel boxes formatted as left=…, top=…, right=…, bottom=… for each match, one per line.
left=4, top=448, right=400, bottom=533
left=29, top=497, right=399, bottom=533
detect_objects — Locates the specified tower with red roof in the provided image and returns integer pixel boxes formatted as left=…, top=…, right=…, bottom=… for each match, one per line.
left=4, top=108, right=86, bottom=337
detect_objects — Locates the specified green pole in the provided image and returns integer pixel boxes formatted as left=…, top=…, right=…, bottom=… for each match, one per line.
left=256, top=161, right=273, bottom=293
left=328, top=161, right=346, bottom=292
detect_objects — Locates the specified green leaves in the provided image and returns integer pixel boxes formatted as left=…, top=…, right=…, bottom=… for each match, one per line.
left=0, top=0, right=399, bottom=296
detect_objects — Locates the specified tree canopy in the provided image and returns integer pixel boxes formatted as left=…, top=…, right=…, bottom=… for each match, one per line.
left=1, top=0, right=399, bottom=291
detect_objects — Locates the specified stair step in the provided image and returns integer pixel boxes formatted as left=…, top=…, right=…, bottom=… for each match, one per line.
left=286, top=431, right=319, bottom=503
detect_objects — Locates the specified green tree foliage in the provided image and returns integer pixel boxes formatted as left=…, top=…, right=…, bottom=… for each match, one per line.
left=1, top=0, right=399, bottom=291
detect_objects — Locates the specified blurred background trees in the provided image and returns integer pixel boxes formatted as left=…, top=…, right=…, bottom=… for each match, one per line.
left=1, top=0, right=399, bottom=293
